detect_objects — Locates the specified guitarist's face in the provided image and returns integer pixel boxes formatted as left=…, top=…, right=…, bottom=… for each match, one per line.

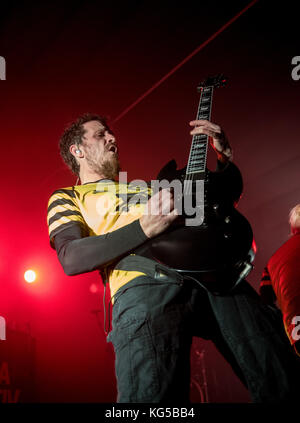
left=80, top=120, right=121, bottom=180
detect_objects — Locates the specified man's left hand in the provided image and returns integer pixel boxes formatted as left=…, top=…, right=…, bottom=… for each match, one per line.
left=189, top=119, right=232, bottom=162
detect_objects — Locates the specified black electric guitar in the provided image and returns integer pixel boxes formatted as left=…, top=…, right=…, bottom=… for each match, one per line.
left=148, top=75, right=255, bottom=294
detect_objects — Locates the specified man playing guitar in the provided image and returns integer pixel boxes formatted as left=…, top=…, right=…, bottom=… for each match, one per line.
left=47, top=106, right=298, bottom=402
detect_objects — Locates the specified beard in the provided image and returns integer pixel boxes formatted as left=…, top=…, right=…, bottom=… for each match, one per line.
left=86, top=152, right=121, bottom=180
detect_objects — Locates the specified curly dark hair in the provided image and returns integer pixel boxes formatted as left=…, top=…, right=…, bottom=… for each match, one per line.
left=59, top=113, right=109, bottom=176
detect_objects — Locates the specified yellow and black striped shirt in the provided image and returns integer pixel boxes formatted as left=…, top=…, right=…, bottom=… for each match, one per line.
left=47, top=179, right=152, bottom=297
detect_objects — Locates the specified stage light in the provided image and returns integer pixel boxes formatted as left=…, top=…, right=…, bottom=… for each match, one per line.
left=24, top=270, right=37, bottom=283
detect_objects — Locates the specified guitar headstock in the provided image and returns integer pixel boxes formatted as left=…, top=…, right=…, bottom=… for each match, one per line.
left=197, top=74, right=227, bottom=92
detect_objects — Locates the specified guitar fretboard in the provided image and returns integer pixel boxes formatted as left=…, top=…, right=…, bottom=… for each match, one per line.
left=186, top=86, right=213, bottom=178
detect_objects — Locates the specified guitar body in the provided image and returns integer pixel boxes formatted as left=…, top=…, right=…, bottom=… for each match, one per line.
left=149, top=160, right=254, bottom=293
left=148, top=75, right=255, bottom=293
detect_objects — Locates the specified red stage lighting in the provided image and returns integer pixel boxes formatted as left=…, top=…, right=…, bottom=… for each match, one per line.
left=252, top=239, right=257, bottom=254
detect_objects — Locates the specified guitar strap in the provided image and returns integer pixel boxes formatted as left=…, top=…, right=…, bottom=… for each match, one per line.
left=114, top=254, right=185, bottom=285
left=114, top=254, right=244, bottom=295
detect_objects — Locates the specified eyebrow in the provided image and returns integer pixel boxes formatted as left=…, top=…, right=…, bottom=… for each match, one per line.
left=95, top=128, right=114, bottom=136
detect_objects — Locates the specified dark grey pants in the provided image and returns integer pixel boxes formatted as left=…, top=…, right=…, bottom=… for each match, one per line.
left=107, top=257, right=299, bottom=403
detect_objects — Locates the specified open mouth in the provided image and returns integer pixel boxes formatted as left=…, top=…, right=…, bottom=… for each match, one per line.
left=107, top=144, right=117, bottom=154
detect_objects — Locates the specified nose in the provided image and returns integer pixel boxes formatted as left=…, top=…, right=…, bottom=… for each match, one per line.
left=105, top=131, right=116, bottom=144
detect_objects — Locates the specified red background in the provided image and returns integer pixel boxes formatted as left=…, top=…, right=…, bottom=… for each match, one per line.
left=0, top=0, right=299, bottom=402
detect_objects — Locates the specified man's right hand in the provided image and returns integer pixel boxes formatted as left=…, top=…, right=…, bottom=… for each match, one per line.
left=139, top=188, right=178, bottom=238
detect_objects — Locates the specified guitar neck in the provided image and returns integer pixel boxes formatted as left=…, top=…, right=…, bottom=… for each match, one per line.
left=186, top=86, right=214, bottom=178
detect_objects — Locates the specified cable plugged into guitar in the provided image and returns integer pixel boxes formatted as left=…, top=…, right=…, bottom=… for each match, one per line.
left=231, top=247, right=256, bottom=290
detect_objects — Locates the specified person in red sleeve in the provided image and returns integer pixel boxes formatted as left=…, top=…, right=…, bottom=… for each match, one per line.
left=260, top=204, right=300, bottom=356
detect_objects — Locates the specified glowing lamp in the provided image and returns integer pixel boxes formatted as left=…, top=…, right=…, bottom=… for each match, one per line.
left=24, top=269, right=36, bottom=283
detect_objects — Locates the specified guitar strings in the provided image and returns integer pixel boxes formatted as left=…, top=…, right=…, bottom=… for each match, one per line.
left=184, top=86, right=213, bottom=198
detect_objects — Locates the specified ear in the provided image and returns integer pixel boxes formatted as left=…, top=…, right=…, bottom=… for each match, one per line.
left=70, top=144, right=84, bottom=159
